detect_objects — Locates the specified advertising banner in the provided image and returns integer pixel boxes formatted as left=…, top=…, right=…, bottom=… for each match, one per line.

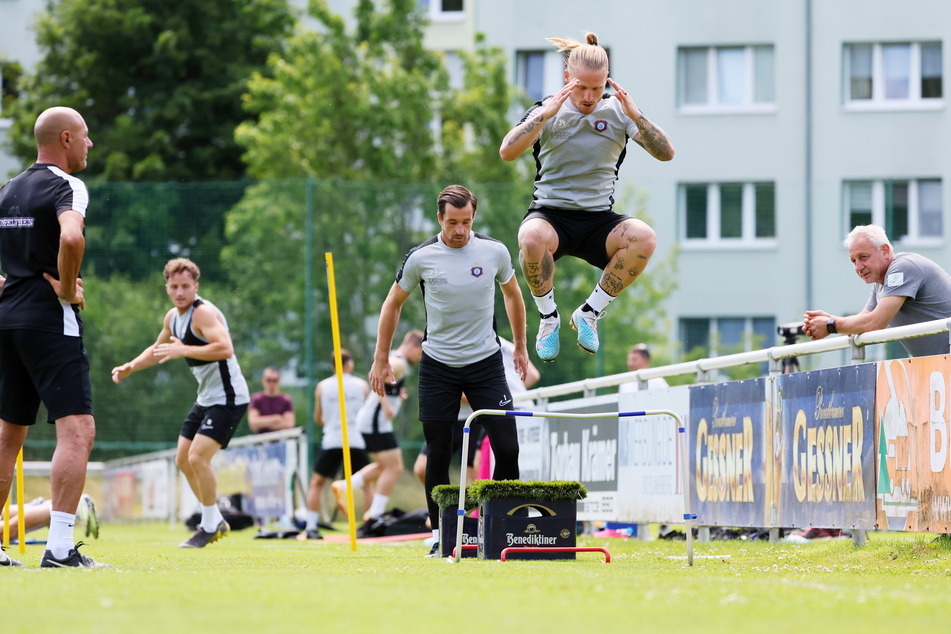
left=689, top=379, right=767, bottom=527
left=617, top=386, right=689, bottom=524
left=777, top=365, right=876, bottom=529
left=539, top=396, right=619, bottom=521
left=215, top=440, right=292, bottom=520
left=876, top=356, right=951, bottom=532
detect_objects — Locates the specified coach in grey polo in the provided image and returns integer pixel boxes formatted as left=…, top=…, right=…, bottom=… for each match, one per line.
left=367, top=185, right=529, bottom=555
left=804, top=224, right=951, bottom=357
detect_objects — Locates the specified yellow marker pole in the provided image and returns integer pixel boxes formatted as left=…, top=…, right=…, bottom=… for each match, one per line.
left=325, top=252, right=358, bottom=551
left=16, top=449, right=25, bottom=553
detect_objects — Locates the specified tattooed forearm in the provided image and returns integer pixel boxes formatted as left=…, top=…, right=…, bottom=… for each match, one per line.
left=506, top=114, right=546, bottom=148
left=633, top=116, right=675, bottom=161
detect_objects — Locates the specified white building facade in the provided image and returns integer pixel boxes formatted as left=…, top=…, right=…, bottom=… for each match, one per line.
left=3, top=0, right=947, bottom=366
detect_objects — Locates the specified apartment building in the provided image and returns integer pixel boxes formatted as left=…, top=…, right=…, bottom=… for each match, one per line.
left=3, top=0, right=947, bottom=366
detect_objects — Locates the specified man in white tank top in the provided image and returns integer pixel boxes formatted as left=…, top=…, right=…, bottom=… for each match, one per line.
left=298, top=350, right=371, bottom=540
left=112, top=258, right=249, bottom=549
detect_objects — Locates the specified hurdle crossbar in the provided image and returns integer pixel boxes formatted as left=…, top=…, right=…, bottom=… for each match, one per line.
left=452, top=408, right=696, bottom=565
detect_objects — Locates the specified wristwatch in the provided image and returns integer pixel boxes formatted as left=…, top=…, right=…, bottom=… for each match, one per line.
left=827, top=318, right=837, bottom=334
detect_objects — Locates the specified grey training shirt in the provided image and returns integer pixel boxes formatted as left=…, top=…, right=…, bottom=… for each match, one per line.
left=396, top=232, right=515, bottom=367
left=523, top=94, right=639, bottom=211
left=864, top=252, right=951, bottom=357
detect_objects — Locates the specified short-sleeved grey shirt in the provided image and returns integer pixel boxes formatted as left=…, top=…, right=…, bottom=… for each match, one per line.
left=864, top=252, right=951, bottom=356
left=522, top=95, right=639, bottom=211
left=396, top=232, right=515, bottom=367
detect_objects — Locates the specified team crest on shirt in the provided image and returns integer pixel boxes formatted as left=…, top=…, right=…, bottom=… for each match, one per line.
left=594, top=120, right=608, bottom=133
left=470, top=266, right=484, bottom=278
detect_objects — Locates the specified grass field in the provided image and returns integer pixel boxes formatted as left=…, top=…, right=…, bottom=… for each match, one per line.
left=3, top=523, right=950, bottom=633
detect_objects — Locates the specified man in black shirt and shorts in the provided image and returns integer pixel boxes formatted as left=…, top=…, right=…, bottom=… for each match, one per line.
left=0, top=106, right=106, bottom=568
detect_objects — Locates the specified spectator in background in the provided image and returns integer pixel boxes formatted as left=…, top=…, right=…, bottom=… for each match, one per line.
left=803, top=224, right=951, bottom=357
left=248, top=367, right=295, bottom=434
left=619, top=343, right=669, bottom=393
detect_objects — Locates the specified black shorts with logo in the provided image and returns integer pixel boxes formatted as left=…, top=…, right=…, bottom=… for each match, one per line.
left=522, top=207, right=629, bottom=270
left=0, top=329, right=92, bottom=425
left=180, top=402, right=248, bottom=449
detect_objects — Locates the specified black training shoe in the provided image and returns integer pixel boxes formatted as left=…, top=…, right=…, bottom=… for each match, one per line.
left=424, top=542, right=441, bottom=558
left=179, top=520, right=230, bottom=548
left=296, top=528, right=323, bottom=541
left=40, top=542, right=109, bottom=568
left=1, top=546, right=25, bottom=567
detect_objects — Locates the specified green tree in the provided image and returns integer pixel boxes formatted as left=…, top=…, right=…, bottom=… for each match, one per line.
left=227, top=0, right=526, bottom=373
left=4, top=0, right=294, bottom=181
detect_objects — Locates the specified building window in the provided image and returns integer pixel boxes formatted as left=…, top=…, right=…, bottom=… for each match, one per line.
left=422, top=0, right=465, bottom=22
left=844, top=42, right=943, bottom=109
left=681, top=182, right=776, bottom=246
left=515, top=50, right=564, bottom=103
left=845, top=179, right=943, bottom=244
left=677, top=45, right=775, bottom=113
left=679, top=316, right=776, bottom=373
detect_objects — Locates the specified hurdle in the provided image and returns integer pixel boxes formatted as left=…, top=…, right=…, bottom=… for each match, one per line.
left=451, top=408, right=696, bottom=565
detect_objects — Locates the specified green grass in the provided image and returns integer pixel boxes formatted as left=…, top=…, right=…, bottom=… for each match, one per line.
left=4, top=524, right=951, bottom=633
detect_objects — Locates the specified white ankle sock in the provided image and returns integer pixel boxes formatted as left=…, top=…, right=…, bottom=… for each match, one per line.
left=306, top=510, right=320, bottom=531
left=367, top=494, right=389, bottom=519
left=349, top=473, right=365, bottom=489
left=47, top=511, right=76, bottom=559
left=200, top=504, right=223, bottom=533
left=585, top=284, right=616, bottom=314
left=533, top=288, right=557, bottom=316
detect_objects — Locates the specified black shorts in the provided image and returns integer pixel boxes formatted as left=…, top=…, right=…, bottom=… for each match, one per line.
left=313, top=447, right=370, bottom=478
left=522, top=207, right=629, bottom=269
left=363, top=431, right=399, bottom=453
left=418, top=348, right=513, bottom=429
left=418, top=420, right=482, bottom=466
left=0, top=329, right=93, bottom=425
left=180, top=402, right=248, bottom=449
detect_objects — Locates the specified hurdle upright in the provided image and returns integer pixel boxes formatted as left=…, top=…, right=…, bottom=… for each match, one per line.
left=451, top=408, right=696, bottom=565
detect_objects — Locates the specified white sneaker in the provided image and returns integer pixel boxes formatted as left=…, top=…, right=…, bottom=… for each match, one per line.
left=1, top=547, right=25, bottom=567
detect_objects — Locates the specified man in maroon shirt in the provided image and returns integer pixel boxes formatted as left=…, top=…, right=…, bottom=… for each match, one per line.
left=248, top=367, right=295, bottom=434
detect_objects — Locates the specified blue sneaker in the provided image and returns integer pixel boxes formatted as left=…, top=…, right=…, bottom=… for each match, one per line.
left=570, top=306, right=602, bottom=354
left=535, top=316, right=561, bottom=361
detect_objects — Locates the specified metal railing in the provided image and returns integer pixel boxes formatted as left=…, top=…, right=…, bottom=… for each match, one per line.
left=518, top=317, right=951, bottom=401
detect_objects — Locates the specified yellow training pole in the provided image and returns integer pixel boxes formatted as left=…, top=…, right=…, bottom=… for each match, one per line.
left=325, top=252, right=358, bottom=551
left=16, top=449, right=25, bottom=553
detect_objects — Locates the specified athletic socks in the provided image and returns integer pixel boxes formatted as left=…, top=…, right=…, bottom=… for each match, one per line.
left=350, top=473, right=365, bottom=489
left=367, top=494, right=389, bottom=519
left=305, top=510, right=321, bottom=532
left=532, top=288, right=557, bottom=317
left=47, top=511, right=77, bottom=559
left=200, top=503, right=224, bottom=533
left=584, top=284, right=616, bottom=315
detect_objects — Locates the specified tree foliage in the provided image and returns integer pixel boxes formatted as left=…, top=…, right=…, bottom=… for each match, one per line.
left=227, top=0, right=528, bottom=376
left=4, top=0, right=294, bottom=181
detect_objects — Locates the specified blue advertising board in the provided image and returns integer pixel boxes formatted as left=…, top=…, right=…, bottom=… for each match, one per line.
left=776, top=365, right=876, bottom=529
left=689, top=379, right=767, bottom=527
